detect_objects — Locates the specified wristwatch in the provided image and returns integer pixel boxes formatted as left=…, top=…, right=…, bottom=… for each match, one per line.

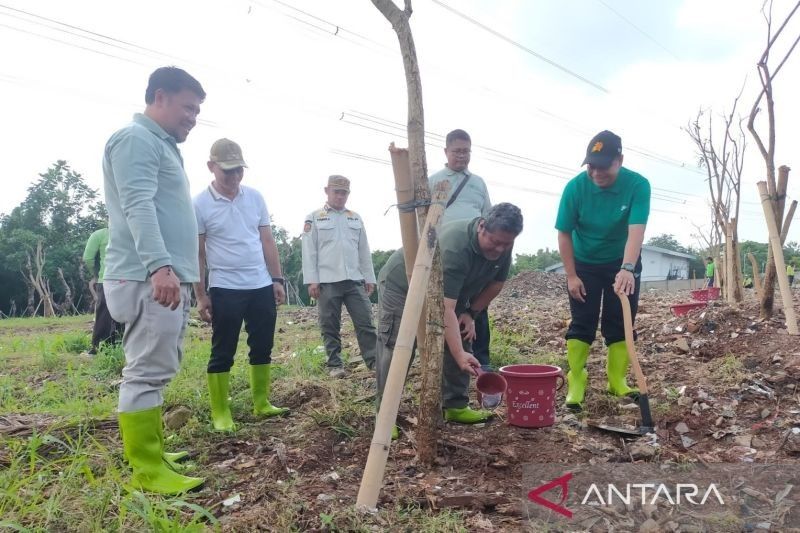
left=465, top=306, right=479, bottom=319
left=620, top=263, right=635, bottom=273
left=272, top=277, right=285, bottom=285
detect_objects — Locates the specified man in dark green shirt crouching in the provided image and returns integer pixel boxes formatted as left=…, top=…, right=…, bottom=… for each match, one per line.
left=375, top=203, right=523, bottom=436
left=555, top=130, right=651, bottom=412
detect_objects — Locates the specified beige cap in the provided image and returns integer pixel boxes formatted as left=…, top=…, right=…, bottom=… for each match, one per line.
left=327, top=175, right=350, bottom=191
left=210, top=138, right=248, bottom=170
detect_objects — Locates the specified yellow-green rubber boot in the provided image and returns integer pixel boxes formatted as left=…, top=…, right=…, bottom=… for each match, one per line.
left=444, top=407, right=493, bottom=424
left=606, top=341, right=639, bottom=397
left=250, top=364, right=289, bottom=417
left=122, top=416, right=190, bottom=471
left=207, top=372, right=236, bottom=431
left=159, top=429, right=190, bottom=472
left=565, top=339, right=590, bottom=411
left=118, top=407, right=204, bottom=495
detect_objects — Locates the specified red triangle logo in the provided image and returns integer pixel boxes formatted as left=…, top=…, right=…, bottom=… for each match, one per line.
left=527, top=472, right=573, bottom=518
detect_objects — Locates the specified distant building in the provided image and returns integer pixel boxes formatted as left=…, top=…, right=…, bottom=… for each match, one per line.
left=545, top=245, right=696, bottom=282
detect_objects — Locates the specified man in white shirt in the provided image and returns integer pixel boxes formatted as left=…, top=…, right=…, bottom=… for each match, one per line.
left=194, top=138, right=288, bottom=432
left=301, top=175, right=377, bottom=377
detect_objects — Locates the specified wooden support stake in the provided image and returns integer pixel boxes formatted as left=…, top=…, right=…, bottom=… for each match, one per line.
left=389, top=144, right=419, bottom=280
left=748, top=252, right=763, bottom=299
left=356, top=183, right=450, bottom=510
left=389, top=144, right=426, bottom=347
left=780, top=199, right=797, bottom=244
left=757, top=181, right=798, bottom=335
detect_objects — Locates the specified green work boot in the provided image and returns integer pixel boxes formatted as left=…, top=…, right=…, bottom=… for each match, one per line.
left=250, top=364, right=289, bottom=417
left=565, top=339, right=591, bottom=411
left=606, top=341, right=639, bottom=397
left=444, top=406, right=493, bottom=424
left=118, top=407, right=204, bottom=495
left=207, top=372, right=236, bottom=431
left=122, top=415, right=190, bottom=471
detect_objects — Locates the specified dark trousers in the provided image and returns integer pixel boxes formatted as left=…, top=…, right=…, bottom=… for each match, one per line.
left=565, top=259, right=641, bottom=346
left=91, top=282, right=124, bottom=352
left=317, top=280, right=377, bottom=369
left=208, top=285, right=277, bottom=373
left=375, top=277, right=470, bottom=410
left=472, top=310, right=491, bottom=370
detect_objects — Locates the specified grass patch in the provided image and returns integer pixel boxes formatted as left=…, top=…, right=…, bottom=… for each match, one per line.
left=0, top=311, right=479, bottom=530
left=710, top=354, right=745, bottom=387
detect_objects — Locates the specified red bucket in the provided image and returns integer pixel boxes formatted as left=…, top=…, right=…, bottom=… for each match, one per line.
left=499, top=364, right=564, bottom=428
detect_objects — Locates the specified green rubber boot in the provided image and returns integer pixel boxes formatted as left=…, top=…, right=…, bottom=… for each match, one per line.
left=250, top=364, right=289, bottom=417
left=158, top=429, right=191, bottom=472
left=606, top=341, right=639, bottom=397
left=565, top=339, right=590, bottom=411
left=444, top=406, right=493, bottom=424
left=121, top=416, right=190, bottom=471
left=207, top=372, right=236, bottom=431
left=118, top=407, right=204, bottom=494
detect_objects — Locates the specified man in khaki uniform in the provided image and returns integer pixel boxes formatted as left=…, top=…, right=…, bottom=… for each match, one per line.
left=302, top=175, right=377, bottom=377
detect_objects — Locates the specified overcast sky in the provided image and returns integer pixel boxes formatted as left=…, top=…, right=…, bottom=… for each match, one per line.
left=1, top=0, right=799, bottom=256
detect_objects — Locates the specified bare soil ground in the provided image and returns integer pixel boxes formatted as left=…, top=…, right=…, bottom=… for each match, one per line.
left=197, top=273, right=800, bottom=531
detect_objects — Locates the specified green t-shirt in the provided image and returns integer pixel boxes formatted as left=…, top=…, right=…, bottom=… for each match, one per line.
left=380, top=218, right=512, bottom=313
left=83, top=228, right=109, bottom=282
left=555, top=167, right=650, bottom=264
left=706, top=262, right=715, bottom=277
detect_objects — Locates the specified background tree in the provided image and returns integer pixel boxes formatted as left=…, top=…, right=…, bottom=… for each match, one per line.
left=0, top=161, right=105, bottom=316
left=686, top=100, right=746, bottom=303
left=511, top=248, right=561, bottom=275
left=747, top=0, right=800, bottom=318
left=646, top=233, right=705, bottom=278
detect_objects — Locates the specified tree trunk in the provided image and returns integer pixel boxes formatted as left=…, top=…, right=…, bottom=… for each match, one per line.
left=724, top=223, right=734, bottom=302
left=757, top=181, right=798, bottom=334
left=715, top=257, right=724, bottom=292
left=759, top=165, right=790, bottom=319
left=371, top=0, right=442, bottom=466
left=24, top=282, right=35, bottom=317
left=57, top=267, right=77, bottom=315
left=748, top=253, right=763, bottom=299
left=725, top=218, right=742, bottom=303
left=25, top=244, right=55, bottom=318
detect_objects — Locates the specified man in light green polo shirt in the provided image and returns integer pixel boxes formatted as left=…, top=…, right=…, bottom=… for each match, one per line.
left=102, top=66, right=206, bottom=495
left=375, top=203, right=523, bottom=436
left=555, top=130, right=651, bottom=412
left=82, top=226, right=123, bottom=354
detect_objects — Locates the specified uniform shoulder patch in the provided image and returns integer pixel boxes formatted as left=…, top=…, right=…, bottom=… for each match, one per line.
left=303, top=220, right=312, bottom=233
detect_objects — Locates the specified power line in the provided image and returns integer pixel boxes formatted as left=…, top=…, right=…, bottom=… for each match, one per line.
left=0, top=3, right=190, bottom=63
left=330, top=148, right=708, bottom=219
left=341, top=110, right=708, bottom=201
left=595, top=0, right=680, bottom=60
left=430, top=0, right=609, bottom=93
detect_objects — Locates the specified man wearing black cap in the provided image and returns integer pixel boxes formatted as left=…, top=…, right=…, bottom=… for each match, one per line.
left=555, top=130, right=651, bottom=412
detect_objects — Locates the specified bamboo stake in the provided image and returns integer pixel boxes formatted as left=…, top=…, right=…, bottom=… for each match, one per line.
left=388, top=144, right=419, bottom=280
left=757, top=181, right=798, bottom=335
left=780, top=199, right=797, bottom=244
left=356, top=183, right=450, bottom=510
left=389, top=144, right=426, bottom=347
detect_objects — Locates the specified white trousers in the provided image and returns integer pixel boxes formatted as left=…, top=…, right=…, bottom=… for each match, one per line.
left=104, top=280, right=191, bottom=412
